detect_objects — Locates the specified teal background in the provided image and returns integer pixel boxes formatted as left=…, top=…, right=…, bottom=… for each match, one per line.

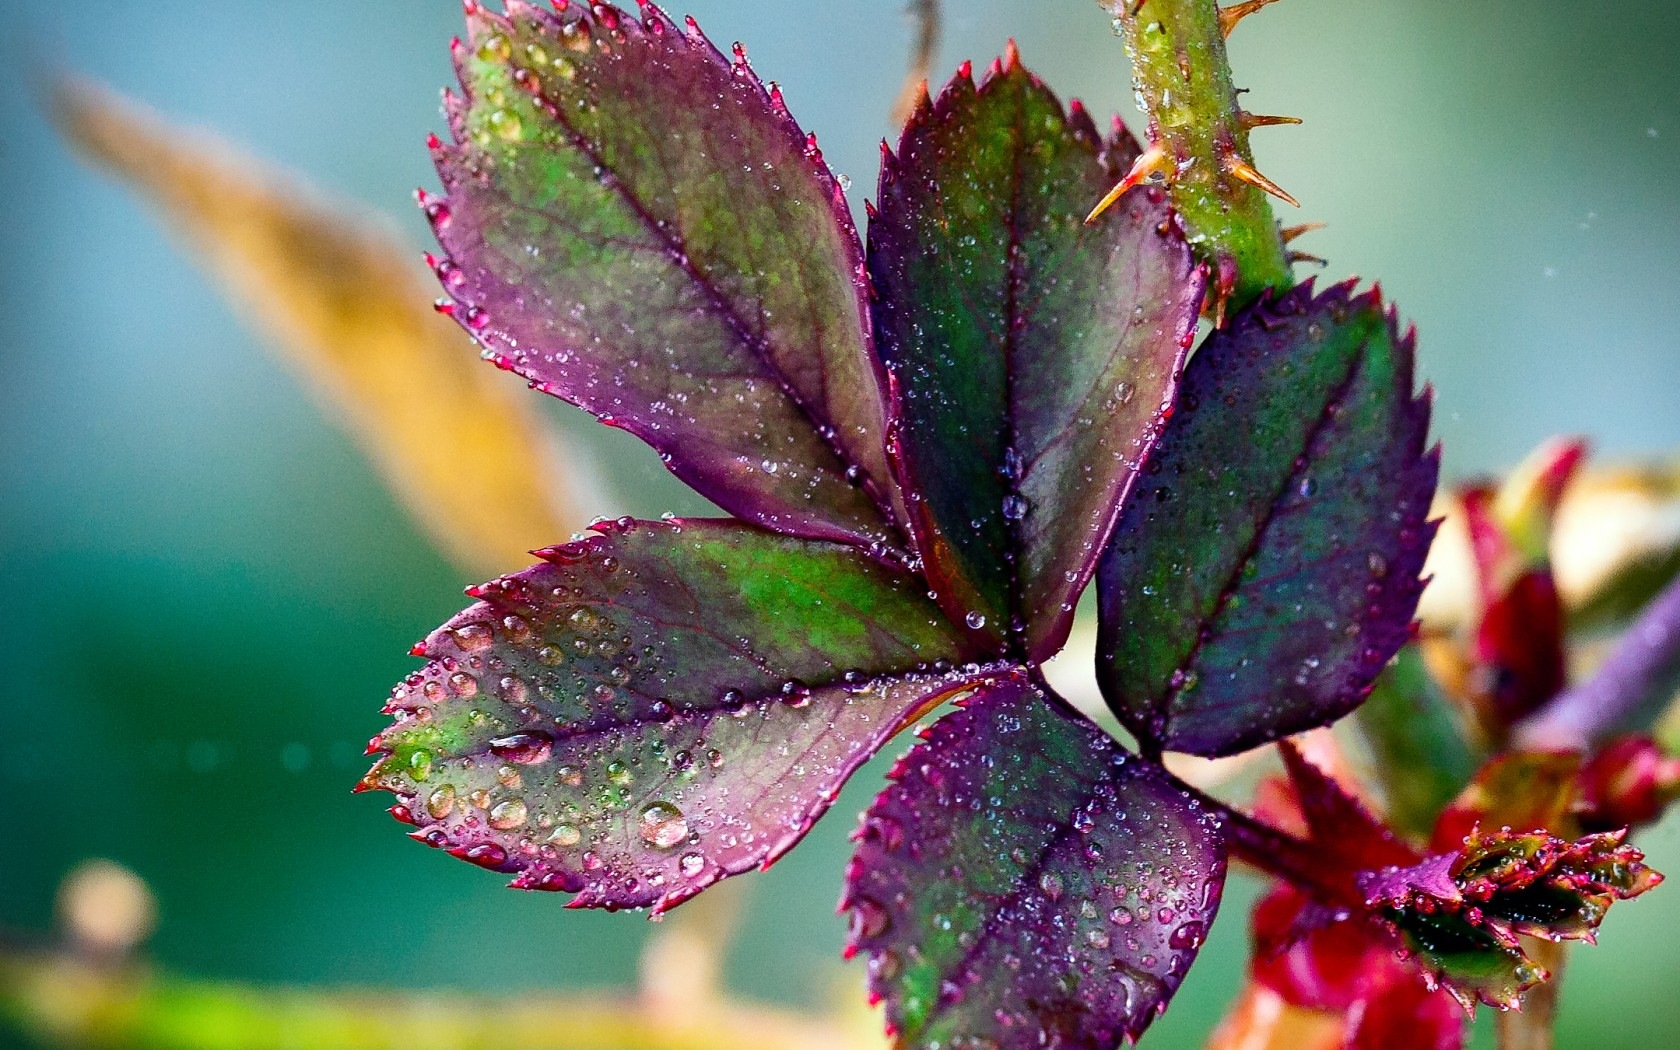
left=1, top=0, right=1677, bottom=1046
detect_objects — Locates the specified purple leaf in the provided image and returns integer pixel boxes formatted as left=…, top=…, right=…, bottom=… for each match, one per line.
left=869, top=53, right=1204, bottom=659
left=363, top=519, right=991, bottom=912
left=844, top=677, right=1226, bottom=1049
left=428, top=3, right=904, bottom=552
left=1098, top=280, right=1440, bottom=757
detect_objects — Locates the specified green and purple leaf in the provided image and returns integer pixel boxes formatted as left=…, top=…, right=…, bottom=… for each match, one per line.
left=428, top=2, right=904, bottom=552
left=868, top=51, right=1204, bottom=659
left=843, top=677, right=1226, bottom=1049
left=1097, top=280, right=1439, bottom=757
left=364, top=519, right=990, bottom=913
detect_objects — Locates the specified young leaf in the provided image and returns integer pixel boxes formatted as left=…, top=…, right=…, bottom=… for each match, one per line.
left=843, top=677, right=1226, bottom=1049
left=869, top=52, right=1203, bottom=659
left=54, top=77, right=583, bottom=579
left=430, top=3, right=903, bottom=552
left=364, top=520, right=988, bottom=913
left=1098, top=280, right=1439, bottom=757
left=1359, top=828, right=1662, bottom=1010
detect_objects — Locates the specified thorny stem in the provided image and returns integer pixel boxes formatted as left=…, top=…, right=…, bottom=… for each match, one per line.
left=1095, top=0, right=1296, bottom=313
left=1517, top=573, right=1680, bottom=750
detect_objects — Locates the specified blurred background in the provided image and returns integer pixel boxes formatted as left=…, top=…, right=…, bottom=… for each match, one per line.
left=1, top=0, right=1677, bottom=1047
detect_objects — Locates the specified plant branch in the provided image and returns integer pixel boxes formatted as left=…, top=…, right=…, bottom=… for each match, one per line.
left=1174, top=777, right=1360, bottom=907
left=1516, top=573, right=1680, bottom=750
left=890, top=0, right=942, bottom=126
left=1094, top=0, right=1295, bottom=312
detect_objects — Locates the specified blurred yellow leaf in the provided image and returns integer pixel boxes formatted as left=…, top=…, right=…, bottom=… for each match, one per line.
left=52, top=77, right=587, bottom=578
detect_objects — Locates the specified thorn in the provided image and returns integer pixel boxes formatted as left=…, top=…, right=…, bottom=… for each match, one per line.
left=1208, top=255, right=1238, bottom=328
left=1281, top=221, right=1325, bottom=243
left=1288, top=251, right=1328, bottom=266
left=1003, top=39, right=1021, bottom=71
left=1222, top=150, right=1300, bottom=207
left=957, top=59, right=973, bottom=81
left=1239, top=111, right=1303, bottom=129
left=1086, top=141, right=1172, bottom=224
left=1218, top=0, right=1282, bottom=38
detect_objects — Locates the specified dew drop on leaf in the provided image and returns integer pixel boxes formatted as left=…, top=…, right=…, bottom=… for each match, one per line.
left=489, top=799, right=529, bottom=830
left=638, top=800, right=688, bottom=849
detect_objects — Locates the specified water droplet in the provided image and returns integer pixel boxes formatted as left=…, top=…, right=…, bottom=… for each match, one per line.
left=1001, top=494, right=1030, bottom=521
left=490, top=731, right=554, bottom=764
left=453, top=623, right=494, bottom=652
left=407, top=750, right=434, bottom=781
left=638, top=801, right=688, bottom=849
left=1169, top=920, right=1206, bottom=950
left=965, top=611, right=988, bottom=630
left=1297, top=476, right=1318, bottom=498
left=489, top=799, right=528, bottom=830
left=1039, top=872, right=1064, bottom=902
left=679, top=852, right=705, bottom=876
left=486, top=108, right=523, bottom=141
left=426, top=785, right=457, bottom=819
left=548, top=823, right=582, bottom=847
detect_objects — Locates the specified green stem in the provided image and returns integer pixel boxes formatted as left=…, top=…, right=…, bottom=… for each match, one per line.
left=1496, top=940, right=1566, bottom=1050
left=1101, top=0, right=1294, bottom=310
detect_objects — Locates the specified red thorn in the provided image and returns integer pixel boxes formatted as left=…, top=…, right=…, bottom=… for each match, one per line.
left=957, top=59, right=973, bottom=80
left=410, top=640, right=429, bottom=657
left=1003, top=39, right=1021, bottom=71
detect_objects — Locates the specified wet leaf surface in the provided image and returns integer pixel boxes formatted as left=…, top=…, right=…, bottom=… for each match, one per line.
left=843, top=677, right=1225, bottom=1049
left=365, top=519, right=987, bottom=912
left=430, top=2, right=904, bottom=552
left=870, top=53, right=1202, bottom=659
left=1098, top=280, right=1439, bottom=756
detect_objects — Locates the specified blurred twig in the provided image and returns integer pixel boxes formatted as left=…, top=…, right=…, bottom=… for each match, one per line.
left=890, top=0, right=942, bottom=127
left=51, top=77, right=591, bottom=579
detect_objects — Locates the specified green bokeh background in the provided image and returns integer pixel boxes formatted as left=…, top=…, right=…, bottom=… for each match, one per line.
left=1, top=0, right=1676, bottom=1046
